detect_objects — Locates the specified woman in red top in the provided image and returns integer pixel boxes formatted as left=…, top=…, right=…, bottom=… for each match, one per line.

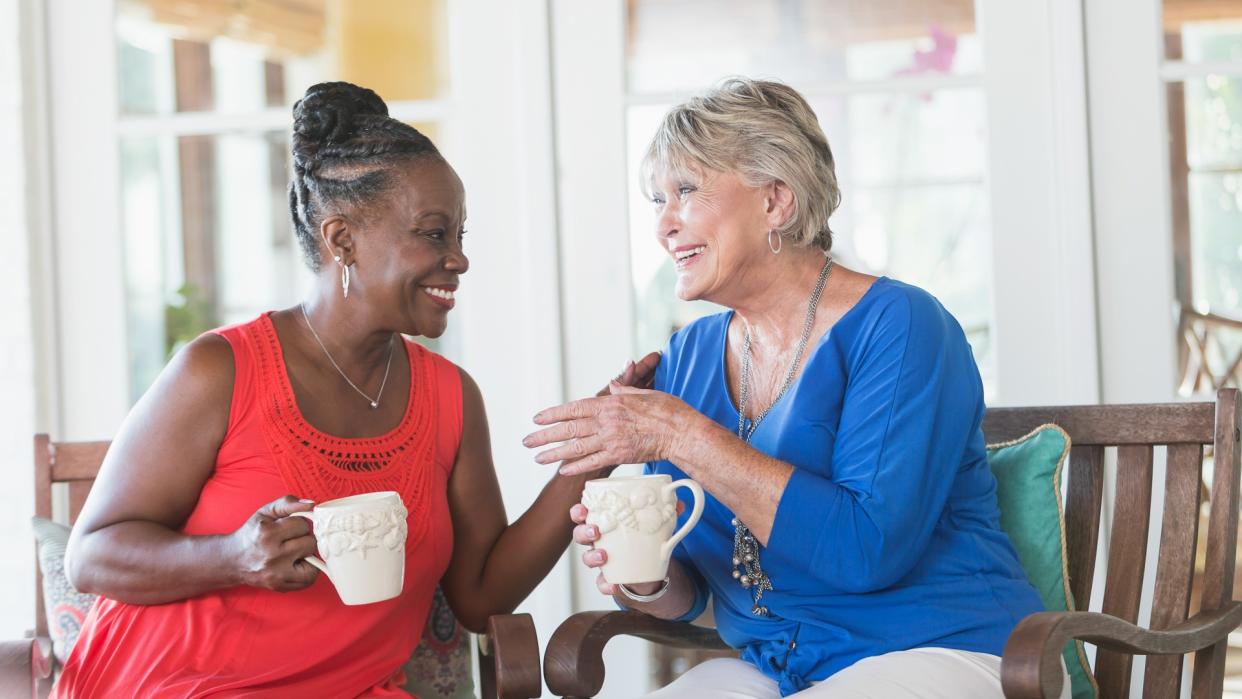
left=53, top=81, right=654, bottom=698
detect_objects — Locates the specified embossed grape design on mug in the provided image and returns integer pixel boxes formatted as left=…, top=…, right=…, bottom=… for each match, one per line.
left=290, top=491, right=408, bottom=605
left=581, top=474, right=705, bottom=585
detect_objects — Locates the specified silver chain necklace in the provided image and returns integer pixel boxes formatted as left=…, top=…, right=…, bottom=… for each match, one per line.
left=731, top=255, right=833, bottom=616
left=299, top=303, right=395, bottom=409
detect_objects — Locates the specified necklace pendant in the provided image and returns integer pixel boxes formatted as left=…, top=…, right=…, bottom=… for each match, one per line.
left=370, top=401, right=379, bottom=409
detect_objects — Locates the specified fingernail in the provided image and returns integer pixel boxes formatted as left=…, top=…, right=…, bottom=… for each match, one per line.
left=298, top=499, right=315, bottom=504
left=559, top=466, right=571, bottom=476
left=522, top=436, right=532, bottom=447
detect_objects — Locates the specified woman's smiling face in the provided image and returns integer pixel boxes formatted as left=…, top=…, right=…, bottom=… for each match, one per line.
left=649, top=164, right=775, bottom=305
left=341, top=157, right=469, bottom=338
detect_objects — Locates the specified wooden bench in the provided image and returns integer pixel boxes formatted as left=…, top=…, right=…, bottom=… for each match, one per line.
left=543, top=389, right=1242, bottom=699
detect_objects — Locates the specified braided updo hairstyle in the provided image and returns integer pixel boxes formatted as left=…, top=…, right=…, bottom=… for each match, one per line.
left=288, top=81, right=441, bottom=270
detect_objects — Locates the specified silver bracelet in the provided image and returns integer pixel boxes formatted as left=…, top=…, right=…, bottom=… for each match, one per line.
left=618, top=578, right=670, bottom=604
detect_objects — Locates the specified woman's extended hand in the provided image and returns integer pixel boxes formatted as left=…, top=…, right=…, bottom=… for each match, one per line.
left=524, top=382, right=699, bottom=476
left=227, top=495, right=322, bottom=592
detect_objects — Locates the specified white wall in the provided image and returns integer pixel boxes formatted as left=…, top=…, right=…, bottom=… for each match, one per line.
left=1086, top=0, right=1180, bottom=405
left=45, top=0, right=127, bottom=439
left=0, top=0, right=38, bottom=639
left=979, top=0, right=1101, bottom=407
left=441, top=0, right=577, bottom=687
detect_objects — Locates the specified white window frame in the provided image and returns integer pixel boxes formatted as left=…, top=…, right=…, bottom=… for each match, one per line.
left=1086, top=0, right=1180, bottom=406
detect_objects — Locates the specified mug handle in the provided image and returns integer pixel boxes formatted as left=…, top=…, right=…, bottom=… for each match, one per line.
left=288, top=511, right=330, bottom=576
left=660, top=479, right=705, bottom=560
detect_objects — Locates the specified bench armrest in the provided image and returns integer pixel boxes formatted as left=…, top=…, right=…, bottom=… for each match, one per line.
left=1001, top=602, right=1242, bottom=699
left=478, top=613, right=541, bottom=699
left=544, top=610, right=728, bottom=697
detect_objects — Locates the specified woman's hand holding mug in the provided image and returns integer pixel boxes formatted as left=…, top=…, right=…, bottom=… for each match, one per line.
left=572, top=475, right=703, bottom=596
left=228, top=495, right=321, bottom=593
left=571, top=503, right=675, bottom=596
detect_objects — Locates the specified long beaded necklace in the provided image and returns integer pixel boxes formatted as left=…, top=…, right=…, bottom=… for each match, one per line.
left=731, top=255, right=833, bottom=616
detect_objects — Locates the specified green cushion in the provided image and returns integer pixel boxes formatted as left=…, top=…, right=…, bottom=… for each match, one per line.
left=987, top=425, right=1098, bottom=699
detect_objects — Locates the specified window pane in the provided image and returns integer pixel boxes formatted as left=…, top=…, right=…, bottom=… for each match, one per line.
left=117, top=23, right=171, bottom=115
left=1185, top=76, right=1242, bottom=170
left=825, top=88, right=987, bottom=185
left=1170, top=75, right=1242, bottom=316
left=846, top=184, right=993, bottom=387
left=1189, top=172, right=1242, bottom=311
left=626, top=0, right=981, bottom=94
left=119, top=132, right=312, bottom=401
left=1164, top=11, right=1242, bottom=394
left=120, top=135, right=178, bottom=400
left=1163, top=1, right=1242, bottom=62
left=116, top=0, right=449, bottom=115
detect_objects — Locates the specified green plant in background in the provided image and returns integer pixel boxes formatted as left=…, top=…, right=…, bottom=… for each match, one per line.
left=164, top=283, right=215, bottom=360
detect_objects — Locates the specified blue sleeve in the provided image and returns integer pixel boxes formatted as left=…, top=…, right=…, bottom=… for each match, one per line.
left=666, top=546, right=710, bottom=621
left=765, top=290, right=984, bottom=593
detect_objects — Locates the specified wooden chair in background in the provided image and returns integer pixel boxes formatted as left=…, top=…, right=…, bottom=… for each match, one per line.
left=0, top=435, right=543, bottom=699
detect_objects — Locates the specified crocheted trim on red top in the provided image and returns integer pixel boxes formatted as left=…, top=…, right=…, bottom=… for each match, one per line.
left=248, top=315, right=438, bottom=547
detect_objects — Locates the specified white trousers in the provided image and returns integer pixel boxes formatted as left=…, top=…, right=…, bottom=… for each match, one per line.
left=639, top=648, right=1072, bottom=699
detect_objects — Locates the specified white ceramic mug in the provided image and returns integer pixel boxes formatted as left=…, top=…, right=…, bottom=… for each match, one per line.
left=581, top=474, right=705, bottom=585
left=290, top=491, right=408, bottom=605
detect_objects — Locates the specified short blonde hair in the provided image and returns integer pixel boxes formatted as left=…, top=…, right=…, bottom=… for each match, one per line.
left=642, top=78, right=841, bottom=251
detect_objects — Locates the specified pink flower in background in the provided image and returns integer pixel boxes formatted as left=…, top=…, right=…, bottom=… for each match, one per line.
left=897, top=24, right=958, bottom=77
left=894, top=24, right=958, bottom=103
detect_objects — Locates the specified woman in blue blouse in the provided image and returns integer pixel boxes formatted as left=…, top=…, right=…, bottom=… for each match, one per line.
left=524, top=78, right=1056, bottom=698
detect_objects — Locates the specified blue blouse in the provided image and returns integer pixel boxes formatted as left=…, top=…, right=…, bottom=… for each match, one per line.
left=644, top=277, right=1043, bottom=695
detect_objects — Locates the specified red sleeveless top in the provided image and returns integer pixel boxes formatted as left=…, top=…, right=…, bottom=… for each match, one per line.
left=54, top=314, right=462, bottom=698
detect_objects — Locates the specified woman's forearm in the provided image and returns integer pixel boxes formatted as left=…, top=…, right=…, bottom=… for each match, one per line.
left=463, top=470, right=600, bottom=626
left=67, top=522, right=242, bottom=605
left=670, top=413, right=793, bottom=546
left=611, top=558, right=698, bottom=620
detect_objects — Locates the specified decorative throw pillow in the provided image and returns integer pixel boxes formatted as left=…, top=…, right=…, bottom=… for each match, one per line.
left=987, top=425, right=1098, bottom=699
left=31, top=517, right=97, bottom=665
left=402, top=587, right=475, bottom=699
